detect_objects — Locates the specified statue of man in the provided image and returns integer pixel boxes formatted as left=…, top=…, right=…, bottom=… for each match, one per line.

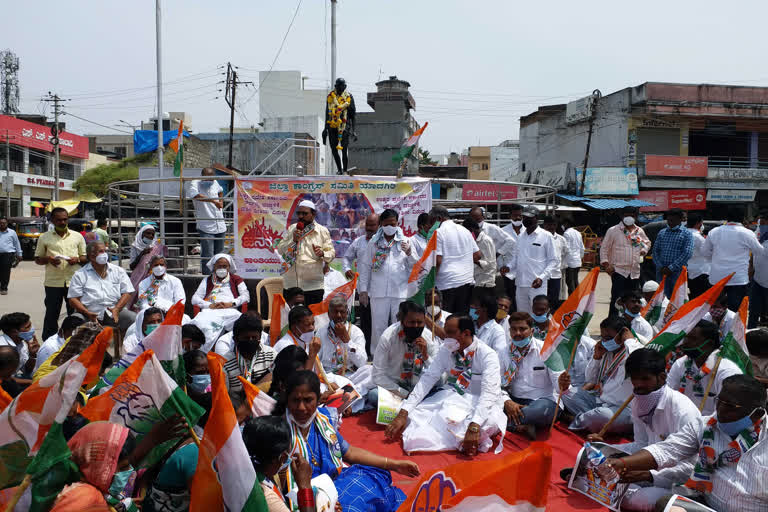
left=322, top=77, right=356, bottom=175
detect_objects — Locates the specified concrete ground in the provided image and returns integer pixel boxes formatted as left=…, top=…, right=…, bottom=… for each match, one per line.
left=1, top=262, right=613, bottom=336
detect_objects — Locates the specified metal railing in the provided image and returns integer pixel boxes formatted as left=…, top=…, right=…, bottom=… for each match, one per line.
left=105, top=174, right=557, bottom=278
left=637, top=154, right=768, bottom=170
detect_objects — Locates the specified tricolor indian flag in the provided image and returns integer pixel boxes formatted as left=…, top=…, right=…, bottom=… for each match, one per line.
left=719, top=296, right=753, bottom=375
left=641, top=275, right=667, bottom=327
left=393, top=122, right=428, bottom=162
left=190, top=353, right=267, bottom=511
left=169, top=119, right=184, bottom=177
left=270, top=293, right=291, bottom=346
left=407, top=222, right=440, bottom=305
left=0, top=327, right=111, bottom=488
left=0, top=387, right=11, bottom=414
left=80, top=350, right=204, bottom=467
left=660, top=267, right=688, bottom=328
left=647, top=273, right=733, bottom=355
left=396, top=443, right=551, bottom=512
left=541, top=267, right=599, bottom=371
left=309, top=273, right=358, bottom=318
left=238, top=376, right=276, bottom=417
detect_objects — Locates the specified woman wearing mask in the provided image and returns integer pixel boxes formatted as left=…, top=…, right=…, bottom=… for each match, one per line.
left=135, top=255, right=186, bottom=312
left=530, top=294, right=552, bottom=340
left=121, top=307, right=164, bottom=355
left=184, top=349, right=211, bottom=395
left=191, top=254, right=250, bottom=314
left=275, top=370, right=418, bottom=512
left=358, top=209, right=417, bottom=355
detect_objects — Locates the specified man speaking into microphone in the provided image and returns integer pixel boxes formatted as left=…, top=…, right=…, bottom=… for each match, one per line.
left=277, top=199, right=335, bottom=307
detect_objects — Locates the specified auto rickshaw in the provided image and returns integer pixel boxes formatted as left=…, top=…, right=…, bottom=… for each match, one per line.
left=8, top=216, right=47, bottom=260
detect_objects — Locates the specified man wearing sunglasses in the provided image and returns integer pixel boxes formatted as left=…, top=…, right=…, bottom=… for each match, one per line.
left=605, top=374, right=767, bottom=512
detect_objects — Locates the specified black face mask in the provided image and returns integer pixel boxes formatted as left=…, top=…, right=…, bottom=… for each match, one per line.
left=403, top=326, right=423, bottom=342
left=236, top=339, right=261, bottom=355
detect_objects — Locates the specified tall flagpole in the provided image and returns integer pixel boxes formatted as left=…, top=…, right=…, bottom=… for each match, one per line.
left=156, top=0, right=166, bottom=240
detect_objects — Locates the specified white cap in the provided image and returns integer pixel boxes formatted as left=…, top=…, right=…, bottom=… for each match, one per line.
left=298, top=199, right=316, bottom=210
left=642, top=281, right=659, bottom=293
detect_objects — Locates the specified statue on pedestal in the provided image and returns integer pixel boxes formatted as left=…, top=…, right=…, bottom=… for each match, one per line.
left=322, top=78, right=356, bottom=175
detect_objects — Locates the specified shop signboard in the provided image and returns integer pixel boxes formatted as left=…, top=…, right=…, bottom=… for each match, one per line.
left=645, top=155, right=708, bottom=177
left=461, top=183, right=518, bottom=201
left=0, top=114, right=89, bottom=159
left=635, top=189, right=706, bottom=212
left=706, top=189, right=756, bottom=202
left=574, top=167, right=639, bottom=195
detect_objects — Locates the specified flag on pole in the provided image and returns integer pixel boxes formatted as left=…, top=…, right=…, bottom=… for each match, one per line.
left=541, top=267, right=599, bottom=371
left=98, top=301, right=186, bottom=390
left=396, top=443, right=551, bottom=512
left=647, top=274, right=733, bottom=355
left=0, top=327, right=111, bottom=488
left=641, top=275, right=667, bottom=327
left=80, top=350, right=204, bottom=467
left=719, top=296, right=753, bottom=375
left=407, top=222, right=440, bottom=305
left=190, top=353, right=267, bottom=511
left=309, top=273, right=358, bottom=317
left=393, top=122, right=429, bottom=162
left=660, top=267, right=688, bottom=327
left=169, top=120, right=184, bottom=177
left=237, top=377, right=276, bottom=417
left=269, top=293, right=290, bottom=346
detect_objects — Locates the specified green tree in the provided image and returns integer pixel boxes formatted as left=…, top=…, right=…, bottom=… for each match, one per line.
left=418, top=148, right=437, bottom=166
left=74, top=151, right=174, bottom=196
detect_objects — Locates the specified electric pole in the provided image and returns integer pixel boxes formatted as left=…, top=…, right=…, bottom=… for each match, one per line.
left=43, top=92, right=65, bottom=201
left=578, top=89, right=602, bottom=197
left=224, top=63, right=252, bottom=169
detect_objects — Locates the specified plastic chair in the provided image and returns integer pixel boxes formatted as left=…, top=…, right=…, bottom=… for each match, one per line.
left=255, top=277, right=284, bottom=328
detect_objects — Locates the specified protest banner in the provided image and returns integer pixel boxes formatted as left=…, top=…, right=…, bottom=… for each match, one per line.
left=234, top=176, right=432, bottom=278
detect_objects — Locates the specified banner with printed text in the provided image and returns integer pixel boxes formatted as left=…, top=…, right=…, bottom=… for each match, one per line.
left=234, top=177, right=432, bottom=278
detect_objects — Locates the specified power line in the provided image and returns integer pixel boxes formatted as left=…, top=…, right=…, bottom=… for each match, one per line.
left=62, top=112, right=133, bottom=134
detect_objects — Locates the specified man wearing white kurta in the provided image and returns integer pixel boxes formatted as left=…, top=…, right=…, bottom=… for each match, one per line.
left=542, top=216, right=568, bottom=307
left=358, top=209, right=417, bottom=355
left=500, top=204, right=524, bottom=309
left=667, top=319, right=742, bottom=416
left=135, top=255, right=186, bottom=312
left=562, top=219, right=585, bottom=295
left=509, top=207, right=558, bottom=314
left=386, top=314, right=507, bottom=455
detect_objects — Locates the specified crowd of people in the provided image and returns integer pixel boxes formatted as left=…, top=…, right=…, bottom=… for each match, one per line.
left=1, top=199, right=767, bottom=512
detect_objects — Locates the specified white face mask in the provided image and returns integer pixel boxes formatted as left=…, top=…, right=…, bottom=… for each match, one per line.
left=623, top=216, right=636, bottom=226
left=152, top=265, right=166, bottom=277
left=443, top=337, right=460, bottom=352
left=215, top=268, right=228, bottom=279
left=299, top=331, right=314, bottom=344
left=511, top=220, right=523, bottom=227
left=382, top=225, right=398, bottom=236
left=288, top=410, right=317, bottom=429
left=95, top=252, right=109, bottom=265
left=427, top=305, right=441, bottom=316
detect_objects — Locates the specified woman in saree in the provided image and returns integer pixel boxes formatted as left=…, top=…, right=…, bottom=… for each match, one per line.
left=275, top=370, right=419, bottom=512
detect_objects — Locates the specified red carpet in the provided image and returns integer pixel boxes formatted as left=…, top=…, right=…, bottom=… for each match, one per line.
left=338, top=412, right=604, bottom=511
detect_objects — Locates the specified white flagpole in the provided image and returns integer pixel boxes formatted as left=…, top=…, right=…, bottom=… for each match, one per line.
left=156, top=0, right=166, bottom=240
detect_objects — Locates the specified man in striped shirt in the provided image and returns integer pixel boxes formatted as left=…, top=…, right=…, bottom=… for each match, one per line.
left=607, top=375, right=768, bottom=512
left=222, top=313, right=275, bottom=392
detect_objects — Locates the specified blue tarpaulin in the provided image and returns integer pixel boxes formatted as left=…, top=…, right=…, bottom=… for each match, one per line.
left=133, top=129, right=190, bottom=154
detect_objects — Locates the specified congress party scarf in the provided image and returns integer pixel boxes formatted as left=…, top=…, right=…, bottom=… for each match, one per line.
left=678, top=357, right=712, bottom=398
left=596, top=346, right=628, bottom=392
left=398, top=333, right=424, bottom=392
left=137, top=276, right=162, bottom=306
left=282, top=223, right=316, bottom=269
left=205, top=272, right=230, bottom=303
left=370, top=227, right=405, bottom=272
left=502, top=344, right=530, bottom=388
left=685, top=416, right=761, bottom=493
left=622, top=226, right=646, bottom=249
left=446, top=349, right=476, bottom=396
left=284, top=410, right=343, bottom=498
left=326, top=321, right=347, bottom=373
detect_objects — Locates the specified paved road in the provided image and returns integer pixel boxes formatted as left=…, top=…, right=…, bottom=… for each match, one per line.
left=2, top=262, right=614, bottom=337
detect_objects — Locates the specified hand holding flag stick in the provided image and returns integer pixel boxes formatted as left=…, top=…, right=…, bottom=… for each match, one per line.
left=699, top=356, right=722, bottom=412
left=597, top=394, right=634, bottom=438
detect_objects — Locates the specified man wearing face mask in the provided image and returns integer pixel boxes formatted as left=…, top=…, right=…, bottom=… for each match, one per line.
left=619, top=290, right=654, bottom=344
left=121, top=307, right=163, bottom=355
left=423, top=288, right=451, bottom=340
left=667, top=319, right=743, bottom=416
left=372, top=300, right=438, bottom=402
left=223, top=314, right=275, bottom=392
left=652, top=209, right=694, bottom=299
left=135, top=255, right=186, bottom=312
left=606, top=375, right=768, bottom=512
left=562, top=349, right=701, bottom=512
left=188, top=167, right=226, bottom=275
left=408, top=213, right=432, bottom=259
left=273, top=306, right=321, bottom=365
left=469, top=294, right=506, bottom=353
left=343, top=213, right=378, bottom=353
left=35, top=207, right=87, bottom=340
left=500, top=312, right=570, bottom=440
left=0, top=311, right=40, bottom=379
left=462, top=217, right=497, bottom=304
left=508, top=206, right=558, bottom=314
left=600, top=207, right=651, bottom=317
left=530, top=295, right=552, bottom=340
left=469, top=206, right=515, bottom=281
left=386, top=314, right=507, bottom=456
left=562, top=316, right=643, bottom=434
left=500, top=204, right=525, bottom=310
left=68, top=241, right=135, bottom=329
left=686, top=213, right=710, bottom=300
left=358, top=209, right=417, bottom=354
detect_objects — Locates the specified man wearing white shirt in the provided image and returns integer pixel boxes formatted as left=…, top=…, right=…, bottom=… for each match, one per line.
left=188, top=168, right=226, bottom=275
left=562, top=315, right=643, bottom=434
left=702, top=207, right=766, bottom=311
left=423, top=288, right=451, bottom=340
left=408, top=213, right=432, bottom=259
left=343, top=213, right=378, bottom=351
left=642, top=280, right=669, bottom=335
left=562, top=218, right=585, bottom=295
left=509, top=207, right=558, bottom=314
left=430, top=206, right=481, bottom=315
left=686, top=214, right=711, bottom=299
left=620, top=290, right=654, bottom=344
left=607, top=375, right=768, bottom=512
left=470, top=295, right=506, bottom=352
left=462, top=218, right=497, bottom=304
left=542, top=216, right=568, bottom=308
left=317, top=296, right=367, bottom=374
left=386, top=314, right=507, bottom=456
left=273, top=306, right=321, bottom=365
left=500, top=312, right=569, bottom=439
left=469, top=206, right=516, bottom=267
left=358, top=209, right=417, bottom=354
left=34, top=315, right=85, bottom=372
left=135, top=255, right=186, bottom=312
left=667, top=319, right=742, bottom=416
left=500, top=204, right=524, bottom=310
left=322, top=262, right=347, bottom=299
left=749, top=229, right=768, bottom=328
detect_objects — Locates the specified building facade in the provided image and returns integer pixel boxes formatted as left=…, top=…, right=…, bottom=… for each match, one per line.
left=467, top=146, right=490, bottom=180
left=519, top=82, right=768, bottom=215
left=0, top=114, right=88, bottom=216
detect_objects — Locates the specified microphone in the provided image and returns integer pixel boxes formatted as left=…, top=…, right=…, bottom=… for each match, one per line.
left=297, top=221, right=305, bottom=232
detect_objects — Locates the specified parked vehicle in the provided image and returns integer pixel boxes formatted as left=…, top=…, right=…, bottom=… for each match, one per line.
left=9, top=216, right=47, bottom=260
